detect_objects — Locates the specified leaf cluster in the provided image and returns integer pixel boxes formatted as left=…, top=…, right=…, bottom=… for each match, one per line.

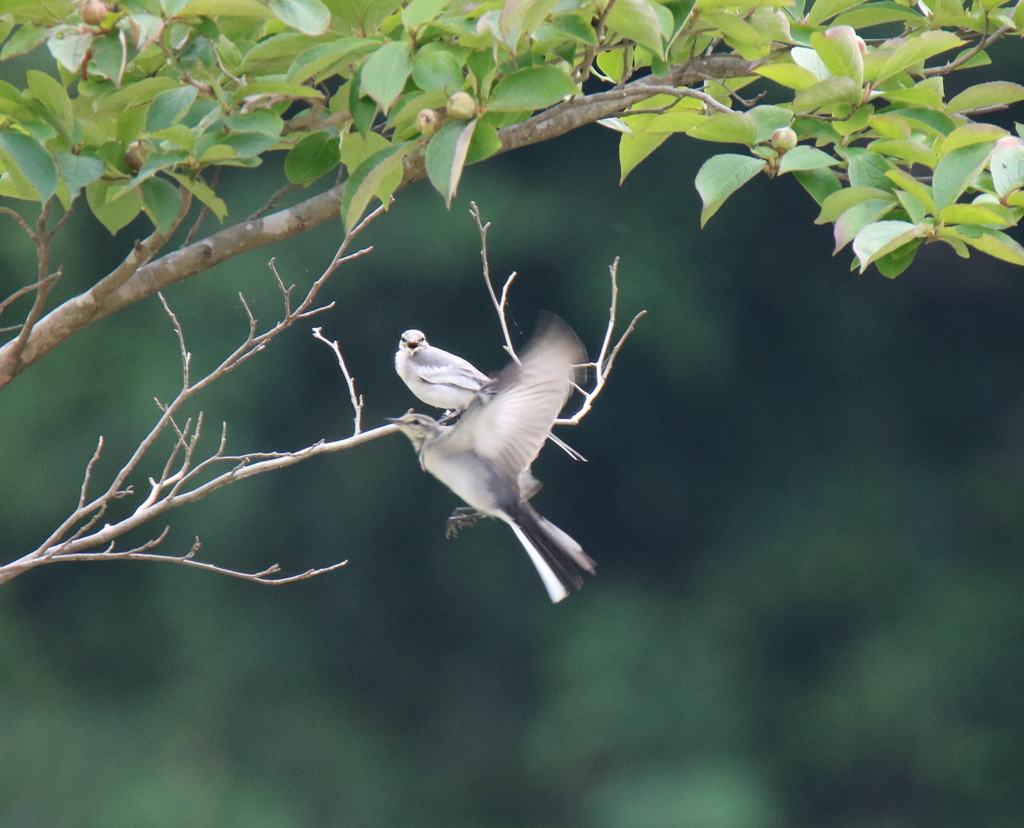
left=0, top=0, right=1021, bottom=275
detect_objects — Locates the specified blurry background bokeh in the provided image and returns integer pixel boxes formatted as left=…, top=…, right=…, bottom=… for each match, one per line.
left=2, top=42, right=1024, bottom=828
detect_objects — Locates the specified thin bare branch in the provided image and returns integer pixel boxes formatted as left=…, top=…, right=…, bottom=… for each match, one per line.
left=312, top=327, right=364, bottom=435
left=1, top=204, right=390, bottom=585
left=0, top=206, right=36, bottom=240
left=247, top=182, right=298, bottom=221
left=39, top=530, right=349, bottom=584
left=471, top=201, right=520, bottom=361
left=0, top=272, right=60, bottom=323
left=923, top=24, right=1011, bottom=77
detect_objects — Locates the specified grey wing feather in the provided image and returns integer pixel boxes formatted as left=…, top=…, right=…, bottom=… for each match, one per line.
left=414, top=347, right=489, bottom=391
left=459, top=314, right=585, bottom=479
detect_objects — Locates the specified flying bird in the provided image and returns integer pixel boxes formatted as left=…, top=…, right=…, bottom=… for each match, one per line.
left=388, top=313, right=595, bottom=602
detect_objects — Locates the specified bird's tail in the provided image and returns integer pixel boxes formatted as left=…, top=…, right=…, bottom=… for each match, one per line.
left=508, top=506, right=596, bottom=603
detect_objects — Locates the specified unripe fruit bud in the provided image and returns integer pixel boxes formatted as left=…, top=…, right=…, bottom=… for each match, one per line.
left=125, top=140, right=150, bottom=171
left=771, top=127, right=798, bottom=151
left=415, top=108, right=441, bottom=136
left=80, top=0, right=108, bottom=25
left=446, top=91, right=476, bottom=121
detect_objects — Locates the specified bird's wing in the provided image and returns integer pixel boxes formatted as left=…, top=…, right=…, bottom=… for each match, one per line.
left=414, top=346, right=489, bottom=391
left=456, top=313, right=585, bottom=480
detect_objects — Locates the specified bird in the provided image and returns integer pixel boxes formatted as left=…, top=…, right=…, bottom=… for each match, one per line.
left=388, top=313, right=596, bottom=602
left=395, top=327, right=586, bottom=461
left=394, top=328, right=490, bottom=412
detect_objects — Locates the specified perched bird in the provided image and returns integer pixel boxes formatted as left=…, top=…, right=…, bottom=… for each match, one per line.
left=388, top=313, right=596, bottom=602
left=395, top=327, right=585, bottom=460
left=395, top=329, right=489, bottom=412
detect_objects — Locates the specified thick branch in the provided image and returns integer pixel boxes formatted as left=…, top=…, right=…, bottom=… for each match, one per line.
left=0, top=55, right=750, bottom=392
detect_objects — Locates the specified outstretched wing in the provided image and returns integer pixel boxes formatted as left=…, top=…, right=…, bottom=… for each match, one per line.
left=455, top=313, right=585, bottom=480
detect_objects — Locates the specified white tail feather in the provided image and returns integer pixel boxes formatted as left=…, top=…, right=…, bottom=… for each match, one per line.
left=510, top=523, right=570, bottom=603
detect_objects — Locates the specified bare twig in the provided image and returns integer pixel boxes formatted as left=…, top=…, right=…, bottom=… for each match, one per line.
left=312, top=327, right=364, bottom=435
left=0, top=205, right=36, bottom=240
left=923, top=24, right=1011, bottom=77
left=470, top=201, right=519, bottom=360
left=0, top=204, right=388, bottom=586
left=247, top=182, right=298, bottom=221
left=470, top=206, right=645, bottom=432
left=557, top=258, right=646, bottom=426
left=0, top=272, right=60, bottom=323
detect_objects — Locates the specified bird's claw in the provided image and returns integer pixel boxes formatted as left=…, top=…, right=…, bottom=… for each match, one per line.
left=445, top=506, right=484, bottom=537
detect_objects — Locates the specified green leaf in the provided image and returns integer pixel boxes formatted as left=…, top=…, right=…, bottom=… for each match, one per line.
left=487, top=66, right=577, bottom=112
left=141, top=177, right=183, bottom=234
left=885, top=168, right=937, bottom=215
left=874, top=238, right=921, bottom=277
left=56, top=152, right=103, bottom=198
left=605, top=0, right=664, bottom=57
left=817, top=186, right=894, bottom=223
left=852, top=220, right=924, bottom=271
left=223, top=111, right=285, bottom=137
left=791, top=76, right=861, bottom=112
left=361, top=41, right=413, bottom=112
left=834, top=199, right=897, bottom=252
left=179, top=0, right=274, bottom=13
left=944, top=226, right=1024, bottom=265
left=939, top=202, right=1013, bottom=228
left=874, top=31, right=963, bottom=83
left=402, top=0, right=449, bottom=29
left=619, top=117, right=670, bottom=182
left=168, top=172, right=228, bottom=220
left=886, top=107, right=956, bottom=137
left=845, top=148, right=894, bottom=190
left=866, top=139, right=937, bottom=168
left=0, top=129, right=57, bottom=203
left=990, top=142, right=1024, bottom=198
left=946, top=81, right=1024, bottom=114
left=932, top=141, right=994, bottom=211
left=792, top=167, right=842, bottom=205
left=646, top=108, right=706, bottom=133
left=341, top=141, right=413, bottom=231
left=778, top=146, right=838, bottom=174
left=748, top=105, right=793, bottom=143
left=754, top=63, right=820, bottom=91
left=25, top=70, right=72, bottom=133
left=286, top=39, right=378, bottom=84
left=86, top=179, right=143, bottom=235
left=268, top=0, right=331, bottom=34
left=499, top=0, right=559, bottom=40
left=425, top=118, right=477, bottom=207
left=217, top=131, right=281, bottom=158
left=45, top=30, right=91, bottom=72
left=806, top=0, right=864, bottom=26
left=284, top=131, right=341, bottom=185
left=412, top=50, right=463, bottom=94
left=941, top=124, right=1006, bottom=153
left=145, top=86, right=199, bottom=133
left=694, top=153, right=766, bottom=227
left=686, top=112, right=757, bottom=146
left=3, top=23, right=47, bottom=60
left=552, top=12, right=599, bottom=45
left=810, top=26, right=863, bottom=87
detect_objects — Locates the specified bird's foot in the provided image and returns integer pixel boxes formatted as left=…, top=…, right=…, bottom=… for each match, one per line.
left=445, top=507, right=484, bottom=538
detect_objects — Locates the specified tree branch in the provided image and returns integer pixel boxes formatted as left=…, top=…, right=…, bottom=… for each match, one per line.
left=0, top=55, right=747, bottom=392
left=0, top=204, right=386, bottom=585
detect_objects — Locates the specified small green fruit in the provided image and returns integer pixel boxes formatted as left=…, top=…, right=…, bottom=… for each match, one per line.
left=415, top=108, right=441, bottom=136
left=80, top=0, right=109, bottom=25
left=125, top=140, right=150, bottom=171
left=771, top=127, right=798, bottom=152
left=446, top=91, right=477, bottom=121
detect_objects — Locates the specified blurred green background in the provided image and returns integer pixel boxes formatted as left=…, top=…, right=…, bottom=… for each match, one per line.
left=3, top=46, right=1024, bottom=828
